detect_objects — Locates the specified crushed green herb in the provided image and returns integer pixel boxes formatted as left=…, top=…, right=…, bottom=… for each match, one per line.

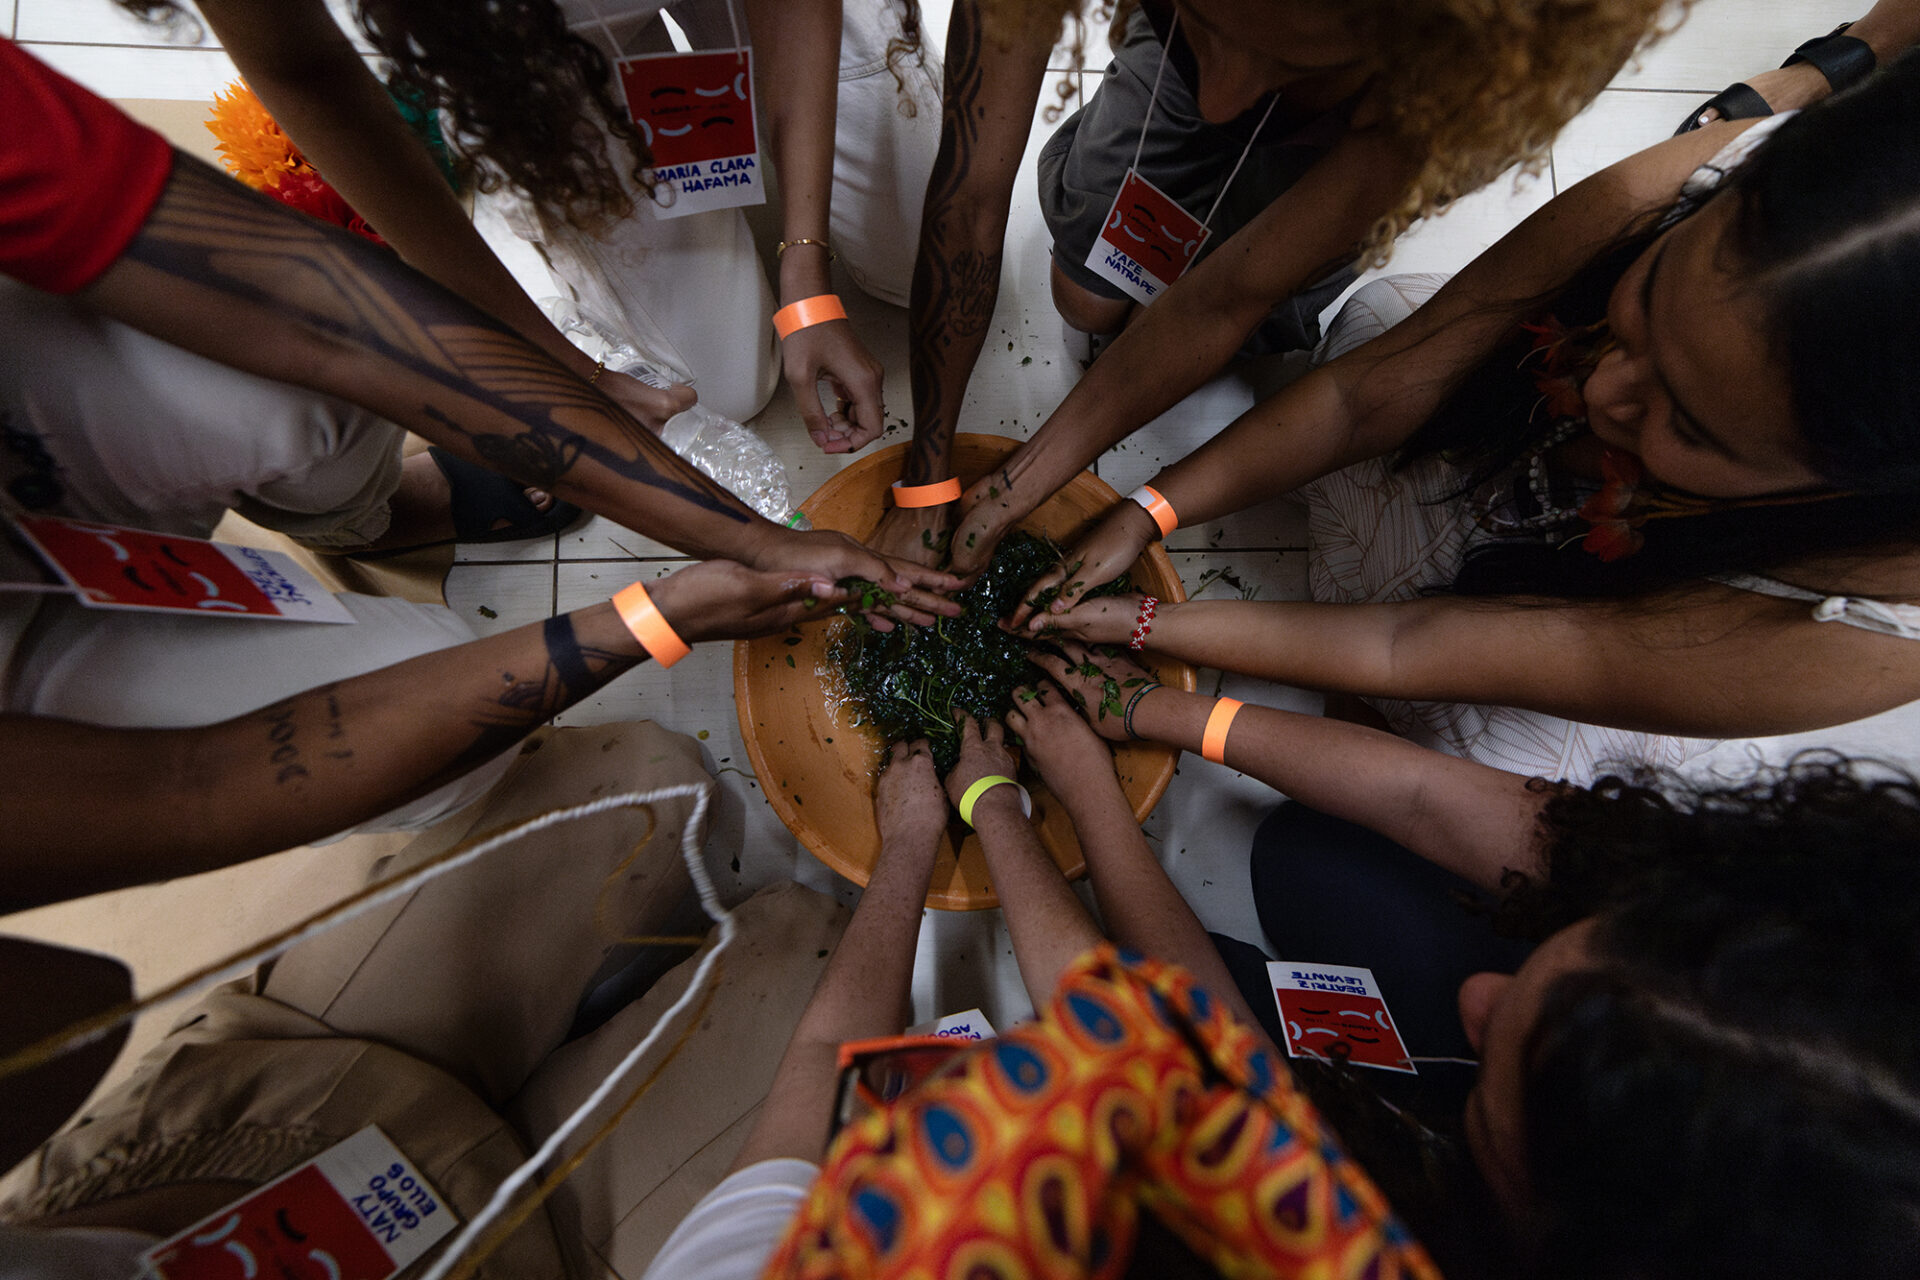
left=835, top=580, right=899, bottom=615
left=832, top=531, right=1131, bottom=770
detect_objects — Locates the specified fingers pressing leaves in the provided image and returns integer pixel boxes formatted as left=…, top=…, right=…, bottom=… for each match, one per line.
left=832, top=532, right=1130, bottom=771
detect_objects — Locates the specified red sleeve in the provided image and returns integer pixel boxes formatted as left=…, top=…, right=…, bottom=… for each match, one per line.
left=0, top=38, right=175, bottom=294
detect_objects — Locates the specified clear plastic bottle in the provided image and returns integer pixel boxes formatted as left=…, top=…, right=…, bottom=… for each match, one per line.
left=656, top=402, right=797, bottom=526
left=542, top=298, right=802, bottom=526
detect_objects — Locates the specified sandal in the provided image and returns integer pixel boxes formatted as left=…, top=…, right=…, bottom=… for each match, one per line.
left=1673, top=22, right=1877, bottom=135
left=349, top=446, right=583, bottom=559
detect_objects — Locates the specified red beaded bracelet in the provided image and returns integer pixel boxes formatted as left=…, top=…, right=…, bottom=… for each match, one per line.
left=1129, top=595, right=1159, bottom=650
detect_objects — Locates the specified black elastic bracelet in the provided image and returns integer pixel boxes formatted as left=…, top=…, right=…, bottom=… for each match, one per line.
left=543, top=614, right=595, bottom=695
left=1122, top=681, right=1164, bottom=740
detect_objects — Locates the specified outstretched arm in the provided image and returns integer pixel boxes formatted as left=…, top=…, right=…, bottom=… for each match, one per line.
left=1039, top=581, right=1920, bottom=743
left=1033, top=646, right=1546, bottom=890
left=991, top=118, right=1761, bottom=608
left=0, top=561, right=839, bottom=913
left=944, top=714, right=1105, bottom=1005
left=1003, top=688, right=1276, bottom=1042
left=80, top=154, right=960, bottom=613
left=197, top=0, right=693, bottom=430
left=733, top=739, right=948, bottom=1168
left=948, top=120, right=1420, bottom=576
left=870, top=0, right=1054, bottom=564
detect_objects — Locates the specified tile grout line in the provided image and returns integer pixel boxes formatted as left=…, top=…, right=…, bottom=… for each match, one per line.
left=15, top=38, right=226, bottom=51
left=1602, top=84, right=1739, bottom=97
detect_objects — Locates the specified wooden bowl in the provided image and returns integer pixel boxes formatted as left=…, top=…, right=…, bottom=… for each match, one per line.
left=734, top=434, right=1193, bottom=911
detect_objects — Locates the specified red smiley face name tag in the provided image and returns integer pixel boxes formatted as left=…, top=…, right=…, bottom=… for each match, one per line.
left=12, top=516, right=355, bottom=624
left=140, top=1127, right=457, bottom=1280
left=617, top=48, right=766, bottom=219
left=1267, top=961, right=1416, bottom=1075
left=1083, top=168, right=1210, bottom=306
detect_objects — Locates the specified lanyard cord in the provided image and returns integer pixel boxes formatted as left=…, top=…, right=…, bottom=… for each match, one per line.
left=721, top=0, right=746, bottom=61
left=578, top=0, right=747, bottom=60
left=577, top=0, right=623, bottom=59
left=1128, top=5, right=1278, bottom=235
left=1127, top=9, right=1178, bottom=174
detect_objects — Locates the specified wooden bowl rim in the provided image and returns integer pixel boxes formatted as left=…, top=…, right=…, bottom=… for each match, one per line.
left=732, top=434, right=1193, bottom=909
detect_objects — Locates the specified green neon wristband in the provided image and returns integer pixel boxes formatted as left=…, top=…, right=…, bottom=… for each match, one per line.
left=959, top=774, right=1031, bottom=827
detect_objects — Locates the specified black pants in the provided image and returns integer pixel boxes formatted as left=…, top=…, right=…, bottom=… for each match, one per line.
left=1214, top=801, right=1535, bottom=1115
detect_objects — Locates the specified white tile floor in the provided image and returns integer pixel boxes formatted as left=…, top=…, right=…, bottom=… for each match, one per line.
left=7, top=0, right=1845, bottom=1030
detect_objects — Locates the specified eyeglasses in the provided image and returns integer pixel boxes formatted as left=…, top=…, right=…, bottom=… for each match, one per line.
left=831, top=1035, right=974, bottom=1138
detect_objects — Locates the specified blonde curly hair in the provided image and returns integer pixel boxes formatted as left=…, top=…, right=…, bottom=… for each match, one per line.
left=980, top=0, right=1685, bottom=258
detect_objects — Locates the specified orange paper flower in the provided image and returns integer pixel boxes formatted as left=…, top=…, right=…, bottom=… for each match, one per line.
left=205, top=80, right=385, bottom=247
left=205, top=80, right=313, bottom=192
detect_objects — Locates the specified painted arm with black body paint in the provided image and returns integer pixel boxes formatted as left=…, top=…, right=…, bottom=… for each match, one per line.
left=0, top=559, right=840, bottom=914
left=78, top=154, right=961, bottom=617
left=868, top=0, right=1054, bottom=566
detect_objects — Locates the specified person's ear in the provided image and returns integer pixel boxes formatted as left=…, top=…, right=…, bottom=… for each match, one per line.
left=1457, top=971, right=1512, bottom=1057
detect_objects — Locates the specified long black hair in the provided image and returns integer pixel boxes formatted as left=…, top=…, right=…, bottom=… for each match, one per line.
left=1510, top=757, right=1920, bottom=1277
left=1403, top=50, right=1920, bottom=599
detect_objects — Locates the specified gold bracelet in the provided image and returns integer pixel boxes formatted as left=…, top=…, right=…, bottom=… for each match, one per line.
left=587, top=356, right=607, bottom=386
left=776, top=237, right=836, bottom=261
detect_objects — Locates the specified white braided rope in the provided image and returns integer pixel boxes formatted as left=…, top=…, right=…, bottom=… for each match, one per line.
left=20, top=781, right=734, bottom=1280
left=418, top=781, right=733, bottom=1280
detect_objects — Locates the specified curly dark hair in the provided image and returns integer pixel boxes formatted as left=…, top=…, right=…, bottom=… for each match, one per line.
left=358, top=0, right=931, bottom=229
left=1503, top=756, right=1920, bottom=1278
left=352, top=0, right=652, bottom=228
left=115, top=0, right=928, bottom=232
left=987, top=0, right=1678, bottom=256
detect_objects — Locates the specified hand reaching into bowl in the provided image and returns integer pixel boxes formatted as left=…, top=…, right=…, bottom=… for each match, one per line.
left=943, top=713, right=1023, bottom=821
left=866, top=502, right=955, bottom=571
left=1017, top=592, right=1151, bottom=647
left=751, top=526, right=963, bottom=630
left=947, top=455, right=1047, bottom=582
left=1026, top=644, right=1160, bottom=743
left=1007, top=500, right=1158, bottom=630
left=1005, top=680, right=1125, bottom=790
left=875, top=738, right=948, bottom=853
left=643, top=558, right=849, bottom=643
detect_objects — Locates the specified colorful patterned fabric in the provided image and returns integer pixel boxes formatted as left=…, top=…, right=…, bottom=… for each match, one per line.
left=764, top=945, right=1441, bottom=1280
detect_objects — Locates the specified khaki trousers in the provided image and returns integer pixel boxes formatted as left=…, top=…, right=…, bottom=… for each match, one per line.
left=1, top=722, right=847, bottom=1278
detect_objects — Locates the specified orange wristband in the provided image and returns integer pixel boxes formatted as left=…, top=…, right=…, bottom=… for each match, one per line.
left=890, top=477, right=962, bottom=508
left=1128, top=485, right=1178, bottom=539
left=772, top=294, right=847, bottom=339
left=611, top=580, right=691, bottom=668
left=1201, top=697, right=1243, bottom=764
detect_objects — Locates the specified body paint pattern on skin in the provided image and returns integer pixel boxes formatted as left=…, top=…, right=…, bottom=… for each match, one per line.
left=121, top=159, right=750, bottom=519
left=905, top=0, right=1005, bottom=486
left=445, top=614, right=642, bottom=777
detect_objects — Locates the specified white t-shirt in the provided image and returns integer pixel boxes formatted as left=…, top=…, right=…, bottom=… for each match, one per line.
left=636, top=1157, right=817, bottom=1280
